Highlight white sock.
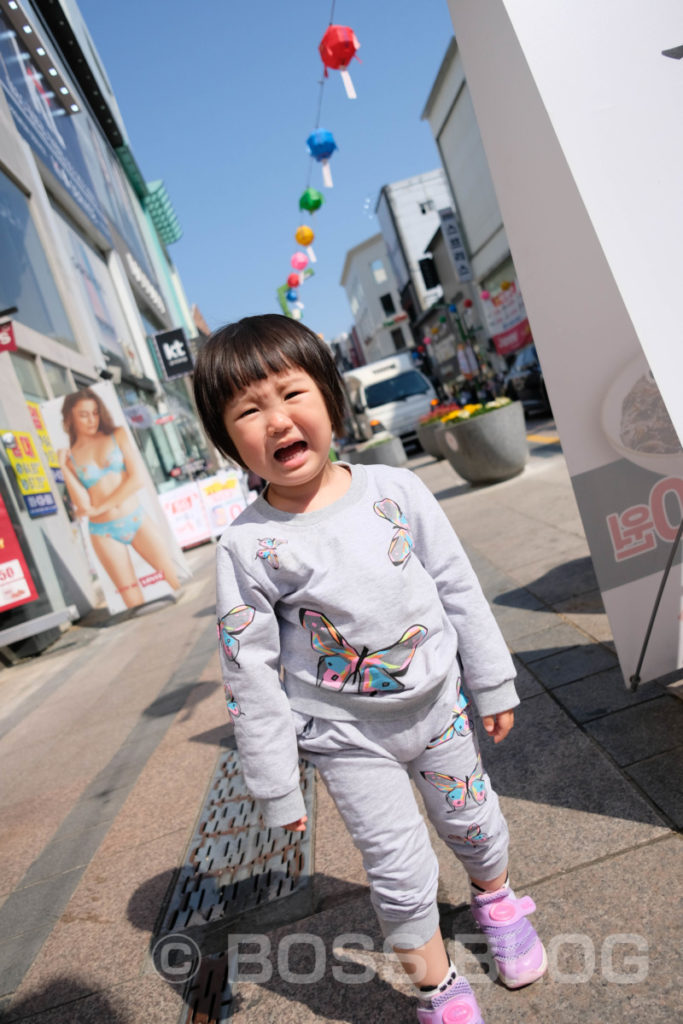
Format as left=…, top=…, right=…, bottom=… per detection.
left=417, top=959, right=458, bottom=1003
left=471, top=873, right=511, bottom=898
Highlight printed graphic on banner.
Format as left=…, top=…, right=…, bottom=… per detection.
left=26, top=403, right=60, bottom=469
left=41, top=384, right=190, bottom=614
left=159, top=483, right=211, bottom=549
left=563, top=350, right=683, bottom=684
left=0, top=321, right=16, bottom=353
left=480, top=282, right=531, bottom=355
left=2, top=431, right=58, bottom=518
left=0, top=492, right=39, bottom=611
left=153, top=328, right=194, bottom=380
left=198, top=473, right=248, bottom=536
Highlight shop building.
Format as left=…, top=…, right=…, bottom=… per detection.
left=374, top=170, right=452, bottom=330
left=0, top=0, right=206, bottom=655
left=339, top=233, right=411, bottom=364
left=421, top=37, right=532, bottom=362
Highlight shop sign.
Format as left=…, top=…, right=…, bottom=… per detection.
left=123, top=403, right=155, bottom=429
left=26, top=403, right=60, bottom=469
left=0, top=321, right=16, bottom=353
left=2, top=431, right=57, bottom=517
left=481, top=282, right=531, bottom=355
left=159, top=482, right=211, bottom=548
left=153, top=328, right=194, bottom=380
left=0, top=492, right=39, bottom=611
left=438, top=208, right=473, bottom=283
left=198, top=473, right=247, bottom=536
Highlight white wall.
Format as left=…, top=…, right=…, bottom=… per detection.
left=340, top=235, right=406, bottom=362
left=423, top=44, right=509, bottom=280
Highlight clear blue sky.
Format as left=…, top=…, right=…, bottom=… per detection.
left=77, top=0, right=455, bottom=340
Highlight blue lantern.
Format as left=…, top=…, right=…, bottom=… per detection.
left=286, top=288, right=298, bottom=302
left=306, top=129, right=338, bottom=188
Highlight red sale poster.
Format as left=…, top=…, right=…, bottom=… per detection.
left=0, top=492, right=39, bottom=611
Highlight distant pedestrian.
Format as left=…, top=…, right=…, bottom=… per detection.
left=193, top=314, right=546, bottom=1024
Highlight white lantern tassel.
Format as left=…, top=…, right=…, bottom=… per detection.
left=306, top=246, right=317, bottom=263
left=321, top=160, right=333, bottom=188
left=340, top=69, right=356, bottom=99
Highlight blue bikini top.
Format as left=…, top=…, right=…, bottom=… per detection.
left=69, top=438, right=125, bottom=488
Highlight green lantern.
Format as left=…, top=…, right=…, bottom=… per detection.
left=299, top=188, right=324, bottom=213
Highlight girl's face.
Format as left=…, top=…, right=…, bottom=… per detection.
left=223, top=366, right=334, bottom=499
left=72, top=399, right=100, bottom=437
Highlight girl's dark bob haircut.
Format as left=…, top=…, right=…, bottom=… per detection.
left=193, top=314, right=348, bottom=467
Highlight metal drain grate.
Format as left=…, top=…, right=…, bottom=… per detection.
left=181, top=952, right=233, bottom=1024
left=161, top=746, right=315, bottom=934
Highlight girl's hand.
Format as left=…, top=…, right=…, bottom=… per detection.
left=482, top=709, right=514, bottom=744
left=283, top=815, right=308, bottom=833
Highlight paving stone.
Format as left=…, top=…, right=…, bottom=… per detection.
left=625, top=749, right=683, bottom=828
left=514, top=621, right=592, bottom=663
left=511, top=657, right=543, bottom=700
left=529, top=643, right=618, bottom=688
left=583, top=695, right=683, bottom=766
left=551, top=667, right=664, bottom=723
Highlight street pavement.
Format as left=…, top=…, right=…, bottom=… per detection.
left=0, top=430, right=681, bottom=1024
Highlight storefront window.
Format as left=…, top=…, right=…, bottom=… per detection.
left=42, top=359, right=73, bottom=397
left=0, top=171, right=77, bottom=349
left=10, top=352, right=47, bottom=403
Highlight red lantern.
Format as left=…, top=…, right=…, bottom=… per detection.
left=463, top=299, right=473, bottom=308
left=319, top=25, right=360, bottom=98
left=287, top=273, right=300, bottom=288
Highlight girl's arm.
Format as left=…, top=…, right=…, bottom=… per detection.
left=57, top=448, right=94, bottom=517
left=216, top=542, right=306, bottom=828
left=90, top=427, right=144, bottom=516
left=409, top=473, right=519, bottom=721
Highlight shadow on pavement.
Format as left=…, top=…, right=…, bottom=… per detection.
left=493, top=556, right=599, bottom=608
left=0, top=980, right=129, bottom=1023
left=128, top=868, right=419, bottom=1024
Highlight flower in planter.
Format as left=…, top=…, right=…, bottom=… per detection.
left=441, top=397, right=512, bottom=423
left=418, top=401, right=461, bottom=426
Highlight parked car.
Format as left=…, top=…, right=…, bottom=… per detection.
left=503, top=343, right=551, bottom=415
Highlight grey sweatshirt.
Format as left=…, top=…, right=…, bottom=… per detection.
left=216, top=462, right=518, bottom=827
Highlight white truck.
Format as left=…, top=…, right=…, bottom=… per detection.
left=343, top=352, right=437, bottom=451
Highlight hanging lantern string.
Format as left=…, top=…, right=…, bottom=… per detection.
left=305, top=74, right=327, bottom=191
left=328, top=0, right=336, bottom=26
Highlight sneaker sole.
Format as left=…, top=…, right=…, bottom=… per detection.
left=498, top=944, right=548, bottom=989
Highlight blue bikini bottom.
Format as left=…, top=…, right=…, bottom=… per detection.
left=88, top=505, right=145, bottom=545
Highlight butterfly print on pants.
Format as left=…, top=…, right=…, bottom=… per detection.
left=447, top=823, right=490, bottom=846
left=426, top=689, right=471, bottom=748
left=300, top=608, right=427, bottom=694
left=373, top=498, right=414, bottom=565
left=421, top=753, right=487, bottom=810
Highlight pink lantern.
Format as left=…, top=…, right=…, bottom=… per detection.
left=291, top=252, right=309, bottom=272
left=480, top=290, right=490, bottom=301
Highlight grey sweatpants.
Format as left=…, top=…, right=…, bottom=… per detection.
left=293, top=673, right=509, bottom=949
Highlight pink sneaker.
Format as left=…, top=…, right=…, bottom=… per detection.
left=470, top=888, right=547, bottom=989
left=416, top=976, right=485, bottom=1024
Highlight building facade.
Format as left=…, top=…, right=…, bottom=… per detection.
left=374, top=170, right=453, bottom=328
left=421, top=37, right=532, bottom=361
left=0, top=0, right=205, bottom=652
left=339, top=233, right=411, bottom=364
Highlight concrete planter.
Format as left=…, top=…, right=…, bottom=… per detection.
left=439, top=401, right=528, bottom=484
left=344, top=436, right=408, bottom=467
left=417, top=421, right=445, bottom=460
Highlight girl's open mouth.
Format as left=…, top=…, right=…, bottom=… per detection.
left=274, top=441, right=308, bottom=463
